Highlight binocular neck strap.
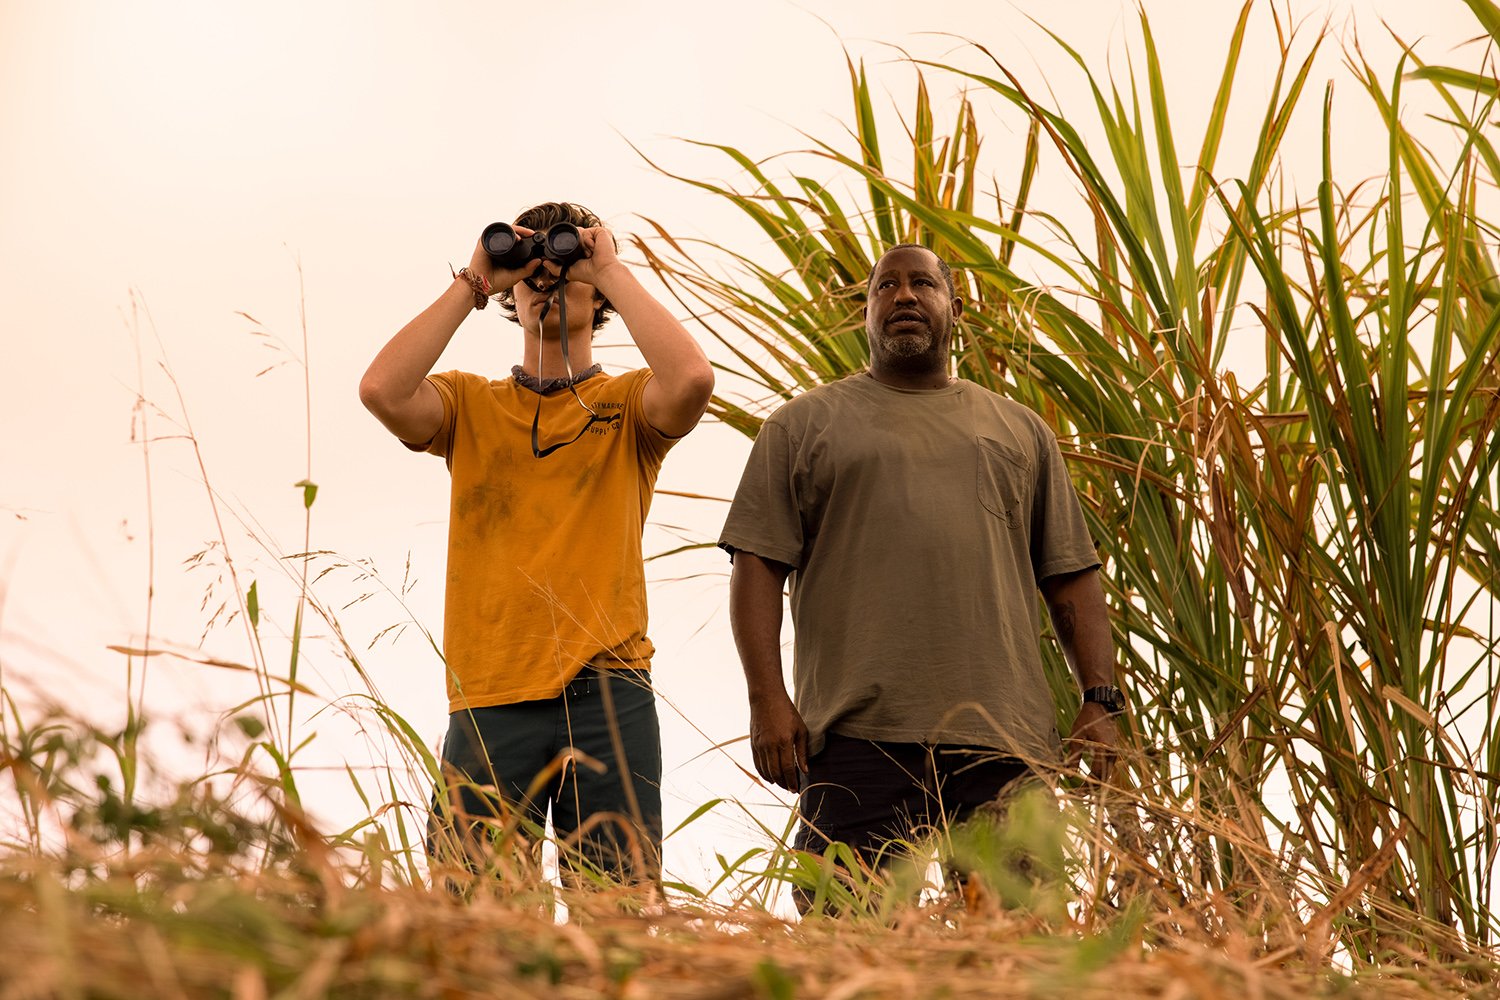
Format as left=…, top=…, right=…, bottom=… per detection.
left=529, top=268, right=604, bottom=459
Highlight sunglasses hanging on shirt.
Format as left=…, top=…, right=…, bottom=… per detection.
left=526, top=288, right=617, bottom=457
left=481, top=221, right=611, bottom=458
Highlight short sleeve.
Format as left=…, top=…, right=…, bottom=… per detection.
left=718, top=419, right=805, bottom=569
left=1030, top=426, right=1101, bottom=580
left=624, top=369, right=678, bottom=464
left=403, top=370, right=460, bottom=458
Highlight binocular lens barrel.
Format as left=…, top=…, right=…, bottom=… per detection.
left=480, top=221, right=586, bottom=269
left=481, top=222, right=520, bottom=259
left=546, top=228, right=580, bottom=255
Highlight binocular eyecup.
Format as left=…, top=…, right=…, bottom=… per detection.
left=481, top=222, right=586, bottom=270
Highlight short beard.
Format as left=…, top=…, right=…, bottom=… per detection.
left=872, top=327, right=952, bottom=378
left=875, top=330, right=935, bottom=359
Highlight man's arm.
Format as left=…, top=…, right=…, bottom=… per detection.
left=1039, top=566, right=1120, bottom=778
left=358, top=280, right=467, bottom=444
left=359, top=241, right=540, bottom=444
left=568, top=229, right=714, bottom=437
left=729, top=552, right=807, bottom=792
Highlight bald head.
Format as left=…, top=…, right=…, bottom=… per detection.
left=867, top=244, right=955, bottom=298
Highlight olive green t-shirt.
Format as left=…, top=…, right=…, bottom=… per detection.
left=719, top=372, right=1099, bottom=763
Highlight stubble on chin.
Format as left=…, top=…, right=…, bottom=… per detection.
left=875, top=330, right=936, bottom=360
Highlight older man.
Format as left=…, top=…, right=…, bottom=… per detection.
left=719, top=244, right=1121, bottom=872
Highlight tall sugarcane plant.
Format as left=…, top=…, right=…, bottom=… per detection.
left=642, top=0, right=1499, bottom=962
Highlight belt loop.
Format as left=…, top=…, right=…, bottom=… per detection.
left=566, top=664, right=595, bottom=698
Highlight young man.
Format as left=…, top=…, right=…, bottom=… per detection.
left=719, top=244, right=1122, bottom=877
left=360, top=202, right=713, bottom=881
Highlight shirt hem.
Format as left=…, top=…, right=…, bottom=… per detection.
left=1035, top=554, right=1102, bottom=580
left=718, top=537, right=802, bottom=569
left=823, top=720, right=1062, bottom=763
left=448, top=657, right=652, bottom=713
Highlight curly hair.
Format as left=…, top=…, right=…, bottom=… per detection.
left=494, top=201, right=618, bottom=334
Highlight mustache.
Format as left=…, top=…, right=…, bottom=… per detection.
left=884, top=309, right=928, bottom=327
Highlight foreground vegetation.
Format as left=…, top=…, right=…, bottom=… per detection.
left=4, top=707, right=1493, bottom=998
left=12, top=860, right=1479, bottom=999
left=4, top=1, right=1500, bottom=997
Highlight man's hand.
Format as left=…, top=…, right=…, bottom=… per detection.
left=749, top=692, right=809, bottom=792
left=467, top=228, right=544, bottom=292
left=538, top=225, right=620, bottom=287
left=731, top=552, right=802, bottom=792
left=1064, top=702, right=1119, bottom=782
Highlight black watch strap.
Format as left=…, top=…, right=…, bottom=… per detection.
left=1083, top=685, right=1126, bottom=715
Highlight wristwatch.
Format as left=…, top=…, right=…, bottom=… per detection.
left=1082, top=685, right=1126, bottom=716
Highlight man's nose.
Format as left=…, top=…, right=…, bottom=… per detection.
left=893, top=280, right=917, bottom=302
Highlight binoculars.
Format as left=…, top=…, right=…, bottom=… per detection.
left=481, top=221, right=586, bottom=270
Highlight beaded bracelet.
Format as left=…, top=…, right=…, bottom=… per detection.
left=450, top=265, right=491, bottom=310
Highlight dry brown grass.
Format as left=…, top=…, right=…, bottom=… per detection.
left=5, top=859, right=1494, bottom=1000
left=2, top=766, right=1495, bottom=1000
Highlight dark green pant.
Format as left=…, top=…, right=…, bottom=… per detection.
left=435, top=666, right=662, bottom=881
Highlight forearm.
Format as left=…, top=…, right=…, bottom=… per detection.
left=592, top=263, right=712, bottom=397
left=731, top=552, right=807, bottom=789
left=729, top=554, right=793, bottom=706
left=361, top=279, right=474, bottom=405
left=1042, top=568, right=1115, bottom=691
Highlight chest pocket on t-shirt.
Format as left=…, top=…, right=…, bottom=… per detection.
left=977, top=435, right=1031, bottom=528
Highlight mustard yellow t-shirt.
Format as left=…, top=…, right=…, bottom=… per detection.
left=412, top=368, right=675, bottom=711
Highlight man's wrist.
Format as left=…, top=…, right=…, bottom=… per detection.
left=1082, top=684, right=1126, bottom=715
left=746, top=682, right=792, bottom=708
left=587, top=259, right=633, bottom=294
left=450, top=265, right=491, bottom=310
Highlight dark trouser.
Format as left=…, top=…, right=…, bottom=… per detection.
left=433, top=665, right=662, bottom=882
left=793, top=731, right=1030, bottom=871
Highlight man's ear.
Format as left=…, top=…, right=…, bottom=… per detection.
left=951, top=296, right=965, bottom=320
